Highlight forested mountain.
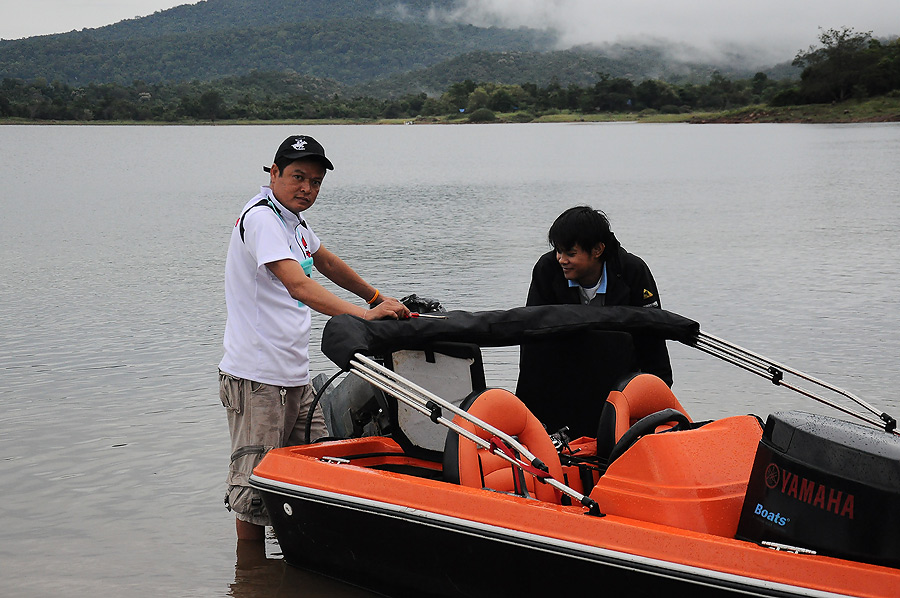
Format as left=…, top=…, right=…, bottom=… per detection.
left=351, top=46, right=796, bottom=98
left=76, top=0, right=449, bottom=41
left=0, top=0, right=554, bottom=86
left=0, top=18, right=551, bottom=86
left=0, top=0, right=792, bottom=96
left=3, top=18, right=893, bottom=123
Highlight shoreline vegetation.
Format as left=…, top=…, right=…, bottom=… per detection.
left=3, top=27, right=898, bottom=127
left=5, top=27, right=899, bottom=127
left=3, top=96, right=898, bottom=126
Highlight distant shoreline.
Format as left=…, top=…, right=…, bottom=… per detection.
left=3, top=97, right=899, bottom=126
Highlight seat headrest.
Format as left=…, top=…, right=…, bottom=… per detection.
left=597, top=373, right=692, bottom=461
left=619, top=374, right=688, bottom=420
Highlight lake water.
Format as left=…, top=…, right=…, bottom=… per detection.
left=1, top=122, right=899, bottom=597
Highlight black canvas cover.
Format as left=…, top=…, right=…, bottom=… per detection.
left=516, top=330, right=639, bottom=438
left=321, top=305, right=700, bottom=371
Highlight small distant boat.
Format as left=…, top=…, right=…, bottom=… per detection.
left=251, top=305, right=900, bottom=597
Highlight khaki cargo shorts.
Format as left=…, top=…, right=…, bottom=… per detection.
left=219, top=371, right=327, bottom=526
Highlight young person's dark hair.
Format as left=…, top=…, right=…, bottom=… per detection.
left=547, top=206, right=620, bottom=257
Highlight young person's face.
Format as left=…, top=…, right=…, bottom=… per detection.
left=555, top=243, right=605, bottom=287
left=269, top=158, right=326, bottom=213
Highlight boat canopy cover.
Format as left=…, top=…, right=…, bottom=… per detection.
left=322, top=305, right=700, bottom=371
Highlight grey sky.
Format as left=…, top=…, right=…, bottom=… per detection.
left=0, top=0, right=193, bottom=40
left=2, top=0, right=898, bottom=66
left=452, top=0, right=900, bottom=64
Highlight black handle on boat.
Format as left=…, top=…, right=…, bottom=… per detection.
left=531, top=457, right=549, bottom=473
left=692, top=332, right=899, bottom=434
left=425, top=400, right=442, bottom=423
left=581, top=496, right=603, bottom=517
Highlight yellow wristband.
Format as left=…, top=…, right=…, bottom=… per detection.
left=367, top=289, right=380, bottom=305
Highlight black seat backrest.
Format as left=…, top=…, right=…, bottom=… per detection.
left=515, top=330, right=638, bottom=438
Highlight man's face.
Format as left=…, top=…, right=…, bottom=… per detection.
left=555, top=243, right=605, bottom=286
left=269, top=158, right=326, bottom=213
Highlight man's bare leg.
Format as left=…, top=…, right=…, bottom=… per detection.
left=236, top=518, right=265, bottom=540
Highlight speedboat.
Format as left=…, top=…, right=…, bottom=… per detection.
left=250, top=304, right=900, bottom=597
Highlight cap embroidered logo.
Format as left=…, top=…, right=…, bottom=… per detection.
left=291, top=138, right=308, bottom=151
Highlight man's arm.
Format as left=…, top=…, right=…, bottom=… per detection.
left=526, top=251, right=566, bottom=306
left=266, top=258, right=408, bottom=319
left=311, top=246, right=379, bottom=303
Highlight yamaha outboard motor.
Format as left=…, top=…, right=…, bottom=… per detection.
left=737, top=411, right=900, bottom=567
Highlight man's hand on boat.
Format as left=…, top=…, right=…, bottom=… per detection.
left=365, top=297, right=410, bottom=320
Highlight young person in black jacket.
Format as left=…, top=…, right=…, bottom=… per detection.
left=518, top=206, right=672, bottom=437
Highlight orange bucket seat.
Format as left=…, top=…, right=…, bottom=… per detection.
left=444, top=388, right=564, bottom=504
left=596, top=373, right=693, bottom=462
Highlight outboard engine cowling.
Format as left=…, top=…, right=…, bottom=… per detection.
left=737, top=411, right=900, bottom=568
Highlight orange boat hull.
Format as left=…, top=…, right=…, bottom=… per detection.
left=251, top=434, right=897, bottom=598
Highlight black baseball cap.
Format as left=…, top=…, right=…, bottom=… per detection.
left=263, top=135, right=334, bottom=172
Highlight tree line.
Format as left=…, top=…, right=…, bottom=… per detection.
left=775, top=28, right=900, bottom=105
left=0, top=71, right=791, bottom=122
left=2, top=28, right=896, bottom=123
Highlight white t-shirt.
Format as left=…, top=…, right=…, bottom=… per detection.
left=219, top=187, right=321, bottom=386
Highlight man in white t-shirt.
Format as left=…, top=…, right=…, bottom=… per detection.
left=219, top=135, right=409, bottom=540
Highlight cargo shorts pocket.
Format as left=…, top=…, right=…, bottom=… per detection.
left=225, top=444, right=271, bottom=523
left=219, top=372, right=244, bottom=413
left=224, top=485, right=268, bottom=523
left=227, top=444, right=269, bottom=487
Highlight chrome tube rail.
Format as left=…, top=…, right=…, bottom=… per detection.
left=693, top=332, right=897, bottom=434
left=349, top=353, right=603, bottom=515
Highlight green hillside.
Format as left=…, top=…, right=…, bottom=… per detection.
left=0, top=0, right=792, bottom=94
left=350, top=46, right=794, bottom=99
left=3, top=18, right=896, bottom=124
left=0, top=18, right=550, bottom=86
left=78, top=0, right=448, bottom=40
